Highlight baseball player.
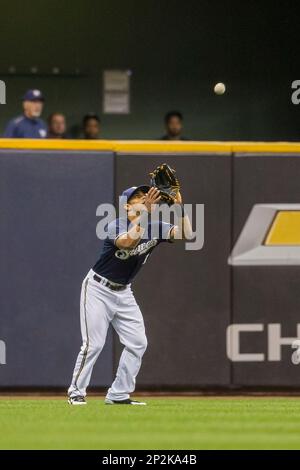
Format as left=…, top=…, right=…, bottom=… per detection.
left=68, top=172, right=191, bottom=405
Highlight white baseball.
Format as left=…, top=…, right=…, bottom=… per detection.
left=214, top=82, right=226, bottom=95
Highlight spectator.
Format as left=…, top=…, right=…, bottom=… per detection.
left=83, top=113, right=101, bottom=139
left=161, top=111, right=189, bottom=141
left=4, top=89, right=47, bottom=138
left=47, top=112, right=67, bottom=139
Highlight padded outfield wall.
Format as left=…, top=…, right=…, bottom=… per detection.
left=0, top=139, right=300, bottom=389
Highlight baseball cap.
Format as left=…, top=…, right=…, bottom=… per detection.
left=22, top=89, right=45, bottom=102
left=120, top=185, right=150, bottom=205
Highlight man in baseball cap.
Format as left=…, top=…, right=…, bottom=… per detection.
left=120, top=185, right=151, bottom=206
left=3, top=89, right=47, bottom=138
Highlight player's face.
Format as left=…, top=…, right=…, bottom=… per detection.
left=166, top=116, right=182, bottom=137
left=23, top=100, right=44, bottom=118
left=126, top=192, right=147, bottom=218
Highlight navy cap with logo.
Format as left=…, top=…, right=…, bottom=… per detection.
left=22, top=89, right=45, bottom=102
left=120, top=185, right=150, bottom=206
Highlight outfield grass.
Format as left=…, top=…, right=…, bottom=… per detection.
left=0, top=397, right=300, bottom=449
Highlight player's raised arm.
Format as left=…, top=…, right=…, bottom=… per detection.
left=116, top=187, right=161, bottom=249
left=169, top=191, right=193, bottom=241
left=149, top=163, right=192, bottom=242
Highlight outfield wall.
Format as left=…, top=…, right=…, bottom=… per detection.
left=0, top=150, right=114, bottom=387
left=0, top=140, right=300, bottom=389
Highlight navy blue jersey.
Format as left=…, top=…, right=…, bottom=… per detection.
left=4, top=115, right=47, bottom=138
left=93, top=218, right=174, bottom=285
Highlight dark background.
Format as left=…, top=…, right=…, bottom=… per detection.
left=0, top=0, right=300, bottom=140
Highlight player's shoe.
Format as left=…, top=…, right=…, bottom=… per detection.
left=105, top=398, right=147, bottom=405
left=68, top=395, right=87, bottom=405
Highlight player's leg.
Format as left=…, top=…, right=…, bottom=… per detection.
left=105, top=288, right=147, bottom=404
left=68, top=273, right=111, bottom=402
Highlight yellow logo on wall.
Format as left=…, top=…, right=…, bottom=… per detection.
left=265, top=211, right=300, bottom=245
left=229, top=204, right=300, bottom=265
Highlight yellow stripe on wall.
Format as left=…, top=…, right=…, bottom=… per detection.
left=113, top=140, right=232, bottom=153
left=0, top=139, right=231, bottom=153
left=0, top=138, right=300, bottom=154
left=0, top=138, right=114, bottom=151
left=232, top=142, right=300, bottom=154
left=1, top=139, right=300, bottom=154
left=265, top=211, right=300, bottom=245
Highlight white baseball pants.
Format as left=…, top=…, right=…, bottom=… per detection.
left=68, top=270, right=147, bottom=401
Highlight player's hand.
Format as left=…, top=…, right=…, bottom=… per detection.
left=174, top=191, right=182, bottom=204
left=143, top=187, right=161, bottom=212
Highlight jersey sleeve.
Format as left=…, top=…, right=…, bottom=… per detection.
left=106, top=219, right=128, bottom=245
left=3, top=119, right=17, bottom=137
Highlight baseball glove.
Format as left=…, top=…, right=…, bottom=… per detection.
left=149, top=163, right=180, bottom=206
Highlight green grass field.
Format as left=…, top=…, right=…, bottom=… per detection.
left=1, top=396, right=300, bottom=449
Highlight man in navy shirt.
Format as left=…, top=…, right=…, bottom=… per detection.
left=4, top=89, right=47, bottom=138
left=68, top=184, right=191, bottom=405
